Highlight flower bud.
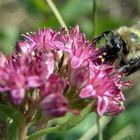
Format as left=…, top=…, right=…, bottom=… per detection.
left=40, top=94, right=68, bottom=117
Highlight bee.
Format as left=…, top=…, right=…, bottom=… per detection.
left=93, top=22, right=140, bottom=76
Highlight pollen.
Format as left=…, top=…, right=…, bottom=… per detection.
left=101, top=58, right=105, bottom=62
left=103, top=52, right=107, bottom=56
left=98, top=55, right=103, bottom=59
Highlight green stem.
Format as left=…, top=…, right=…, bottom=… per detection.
left=19, top=124, right=29, bottom=140
left=46, top=0, right=68, bottom=31
left=93, top=0, right=97, bottom=35
left=97, top=115, right=103, bottom=140
left=26, top=126, right=59, bottom=140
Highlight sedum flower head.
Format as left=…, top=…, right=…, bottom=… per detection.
left=0, top=26, right=132, bottom=117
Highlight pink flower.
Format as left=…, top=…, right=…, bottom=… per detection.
left=79, top=63, right=130, bottom=116
left=40, top=74, right=67, bottom=97
left=67, top=26, right=102, bottom=69
left=59, top=26, right=96, bottom=69
left=80, top=63, right=116, bottom=98
left=27, top=49, right=55, bottom=79
left=70, top=66, right=90, bottom=89
left=0, top=49, right=55, bottom=104
left=0, top=65, right=26, bottom=104
left=22, top=26, right=99, bottom=70
left=68, top=43, right=95, bottom=69
left=104, top=94, right=125, bottom=116
left=22, top=29, right=62, bottom=52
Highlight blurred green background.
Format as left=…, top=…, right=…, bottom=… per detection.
left=1, top=0, right=140, bottom=140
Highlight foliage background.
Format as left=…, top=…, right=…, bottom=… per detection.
left=0, top=0, right=140, bottom=140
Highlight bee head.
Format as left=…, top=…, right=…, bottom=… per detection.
left=101, top=32, right=128, bottom=64
left=115, top=26, right=140, bottom=52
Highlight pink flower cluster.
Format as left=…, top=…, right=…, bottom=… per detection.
left=0, top=26, right=132, bottom=117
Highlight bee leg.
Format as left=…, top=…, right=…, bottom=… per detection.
left=118, top=59, right=140, bottom=76
left=92, top=31, right=113, bottom=44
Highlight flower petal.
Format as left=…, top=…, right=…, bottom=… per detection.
left=26, top=76, right=43, bottom=87
left=97, top=96, right=109, bottom=116
left=70, top=56, right=82, bottom=69
left=80, top=85, right=96, bottom=98
left=11, top=88, right=25, bottom=104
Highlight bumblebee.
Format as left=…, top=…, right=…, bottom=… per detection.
left=93, top=23, right=140, bottom=76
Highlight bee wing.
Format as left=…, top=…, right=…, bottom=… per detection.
left=132, top=22, right=140, bottom=30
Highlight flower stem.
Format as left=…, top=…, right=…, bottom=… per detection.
left=93, top=0, right=97, bottom=35
left=97, top=115, right=103, bottom=140
left=19, top=124, right=29, bottom=140
left=46, top=0, right=68, bottom=31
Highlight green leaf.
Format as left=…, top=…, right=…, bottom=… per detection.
left=0, top=104, right=25, bottom=125
left=58, top=102, right=94, bottom=130
left=0, top=104, right=26, bottom=140
left=120, top=133, right=140, bottom=140
left=6, top=121, right=19, bottom=140
left=0, top=112, right=7, bottom=139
